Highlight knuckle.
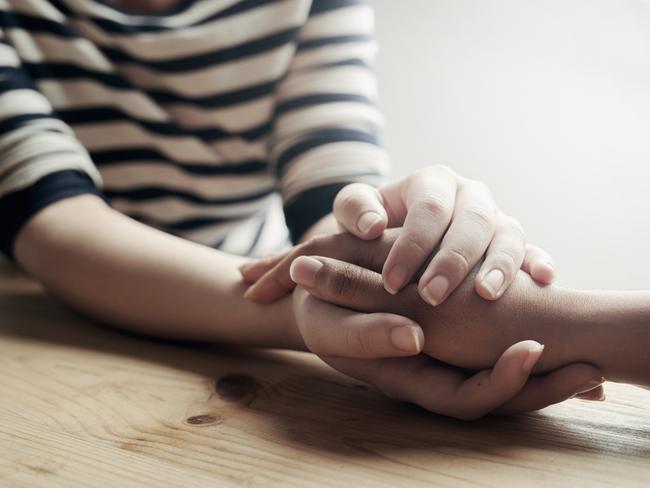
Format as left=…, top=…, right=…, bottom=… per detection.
left=417, top=193, right=453, bottom=218
left=345, top=326, right=369, bottom=357
left=399, top=233, right=430, bottom=260
left=440, top=248, right=471, bottom=276
left=461, top=205, right=496, bottom=232
left=489, top=250, right=519, bottom=273
left=500, top=215, right=526, bottom=240
left=328, top=264, right=362, bottom=298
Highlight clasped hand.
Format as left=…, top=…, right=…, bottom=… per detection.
left=240, top=166, right=604, bottom=419
left=241, top=231, right=603, bottom=420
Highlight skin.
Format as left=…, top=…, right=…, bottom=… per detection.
left=6, top=2, right=592, bottom=416
left=15, top=195, right=301, bottom=348
left=108, top=3, right=553, bottom=305
left=13, top=195, right=604, bottom=419
left=250, top=231, right=650, bottom=387
left=244, top=166, right=556, bottom=304
left=114, top=3, right=557, bottom=306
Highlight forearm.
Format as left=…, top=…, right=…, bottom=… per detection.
left=565, top=289, right=650, bottom=385
left=416, top=269, right=650, bottom=386
left=14, top=195, right=303, bottom=349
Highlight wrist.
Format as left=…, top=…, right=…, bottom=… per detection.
left=525, top=286, right=594, bottom=373
left=560, top=290, right=650, bottom=385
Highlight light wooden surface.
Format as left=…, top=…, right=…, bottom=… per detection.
left=0, top=261, right=649, bottom=487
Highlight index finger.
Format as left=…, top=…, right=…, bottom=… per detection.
left=380, top=166, right=458, bottom=294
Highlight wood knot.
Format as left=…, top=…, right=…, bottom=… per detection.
left=185, top=414, right=222, bottom=426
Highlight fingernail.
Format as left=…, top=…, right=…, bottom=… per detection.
left=482, top=269, right=505, bottom=298
left=576, top=377, right=605, bottom=394
left=420, top=275, right=450, bottom=306
left=357, top=211, right=382, bottom=234
left=522, top=343, right=545, bottom=373
left=289, top=256, right=322, bottom=288
left=385, top=264, right=409, bottom=295
left=390, top=325, right=422, bottom=353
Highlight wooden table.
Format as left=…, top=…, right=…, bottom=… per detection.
left=1, top=261, right=648, bottom=487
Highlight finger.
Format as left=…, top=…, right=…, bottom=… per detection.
left=418, top=180, right=497, bottom=306
left=294, top=287, right=423, bottom=358
left=289, top=255, right=415, bottom=316
left=332, top=340, right=545, bottom=421
left=380, top=167, right=458, bottom=294
left=239, top=251, right=289, bottom=284
left=333, top=183, right=388, bottom=240
left=244, top=234, right=358, bottom=303
left=574, top=385, right=606, bottom=401
left=521, top=243, right=556, bottom=284
left=493, top=364, right=604, bottom=415
left=244, top=233, right=395, bottom=303
left=474, top=214, right=526, bottom=300
left=411, top=341, right=545, bottom=420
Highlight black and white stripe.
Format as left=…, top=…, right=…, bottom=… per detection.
left=0, top=0, right=388, bottom=258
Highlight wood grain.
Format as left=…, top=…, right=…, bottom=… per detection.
left=0, top=260, right=648, bottom=487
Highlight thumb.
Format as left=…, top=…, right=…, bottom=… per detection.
left=333, top=183, right=388, bottom=240
left=444, top=340, right=545, bottom=420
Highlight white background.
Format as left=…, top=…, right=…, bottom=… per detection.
left=370, top=0, right=650, bottom=290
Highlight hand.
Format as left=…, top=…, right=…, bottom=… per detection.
left=240, top=230, right=398, bottom=303
left=254, top=232, right=604, bottom=418
left=244, top=230, right=586, bottom=373
left=291, top=285, right=603, bottom=420
left=290, top=269, right=604, bottom=420
left=288, top=247, right=601, bottom=379
left=335, top=166, right=555, bottom=303
left=242, top=165, right=555, bottom=304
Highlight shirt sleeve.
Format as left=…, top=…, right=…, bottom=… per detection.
left=0, top=28, right=103, bottom=260
left=269, top=0, right=390, bottom=243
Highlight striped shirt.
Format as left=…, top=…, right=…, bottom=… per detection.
left=0, top=0, right=389, bottom=259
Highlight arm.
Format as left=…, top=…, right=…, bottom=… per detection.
left=0, top=24, right=303, bottom=349
left=14, top=194, right=302, bottom=348
left=413, top=268, right=650, bottom=386
left=16, top=201, right=606, bottom=419
left=288, top=250, right=650, bottom=387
